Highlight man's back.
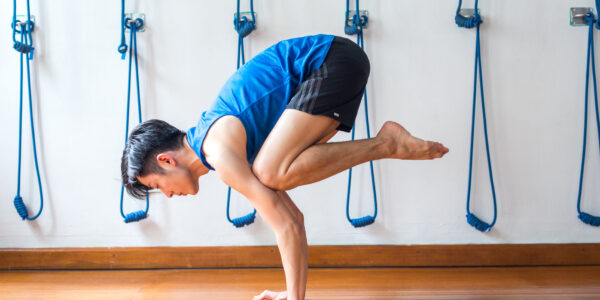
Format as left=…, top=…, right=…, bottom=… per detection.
left=186, top=34, right=335, bottom=170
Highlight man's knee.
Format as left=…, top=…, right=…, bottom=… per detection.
left=252, top=162, right=289, bottom=191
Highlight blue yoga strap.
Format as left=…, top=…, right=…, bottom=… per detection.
left=576, top=10, right=600, bottom=226
left=12, top=0, right=44, bottom=221
left=345, top=0, right=378, bottom=228
left=118, top=2, right=149, bottom=223
left=226, top=0, right=257, bottom=228
left=234, top=0, right=256, bottom=69
left=456, top=0, right=498, bottom=232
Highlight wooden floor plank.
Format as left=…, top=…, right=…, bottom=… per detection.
left=0, top=266, right=599, bottom=299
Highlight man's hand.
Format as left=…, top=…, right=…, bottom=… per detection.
left=254, top=290, right=287, bottom=300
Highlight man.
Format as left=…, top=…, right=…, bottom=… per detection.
left=121, top=34, right=448, bottom=300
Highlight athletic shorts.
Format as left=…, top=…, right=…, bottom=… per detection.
left=286, top=36, right=371, bottom=132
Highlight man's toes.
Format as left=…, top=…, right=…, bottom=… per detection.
left=430, top=142, right=447, bottom=158
left=440, top=144, right=449, bottom=154
left=437, top=144, right=449, bottom=157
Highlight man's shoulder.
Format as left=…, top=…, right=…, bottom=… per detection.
left=202, top=115, right=248, bottom=167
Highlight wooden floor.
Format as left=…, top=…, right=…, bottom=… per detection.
left=1, top=266, right=599, bottom=299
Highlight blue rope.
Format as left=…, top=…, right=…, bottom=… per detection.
left=344, top=0, right=378, bottom=228
left=458, top=0, right=497, bottom=232
left=344, top=0, right=368, bottom=36
left=117, top=0, right=127, bottom=58
left=455, top=0, right=481, bottom=29
left=119, top=16, right=149, bottom=223
left=576, top=12, right=600, bottom=227
left=226, top=0, right=257, bottom=228
left=11, top=0, right=35, bottom=58
left=12, top=0, right=43, bottom=221
left=226, top=187, right=256, bottom=228
left=234, top=0, right=256, bottom=69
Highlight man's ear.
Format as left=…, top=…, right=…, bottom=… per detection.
left=156, top=153, right=177, bottom=168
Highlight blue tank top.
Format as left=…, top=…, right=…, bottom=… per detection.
left=187, top=34, right=335, bottom=170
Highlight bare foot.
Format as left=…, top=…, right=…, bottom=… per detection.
left=376, top=121, right=449, bottom=160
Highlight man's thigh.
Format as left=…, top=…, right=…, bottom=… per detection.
left=253, top=109, right=339, bottom=177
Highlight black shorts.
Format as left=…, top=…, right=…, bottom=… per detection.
left=286, top=36, right=371, bottom=132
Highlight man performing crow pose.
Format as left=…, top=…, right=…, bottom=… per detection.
left=121, top=34, right=449, bottom=300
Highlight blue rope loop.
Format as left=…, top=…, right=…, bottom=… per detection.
left=461, top=0, right=498, bottom=232
left=118, top=0, right=128, bottom=56
left=118, top=43, right=127, bottom=54
left=226, top=187, right=257, bottom=227
left=14, top=196, right=28, bottom=220
left=346, top=157, right=378, bottom=228
left=344, top=0, right=378, bottom=228
left=119, top=8, right=150, bottom=223
left=350, top=216, right=375, bottom=228
left=231, top=211, right=257, bottom=228
left=576, top=12, right=600, bottom=226
left=124, top=211, right=148, bottom=223
left=579, top=212, right=600, bottom=226
left=226, top=0, right=258, bottom=227
left=12, top=0, right=44, bottom=221
left=466, top=213, right=491, bottom=232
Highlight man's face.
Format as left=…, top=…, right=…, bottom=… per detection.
left=137, top=167, right=199, bottom=198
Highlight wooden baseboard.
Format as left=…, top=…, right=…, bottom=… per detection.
left=1, top=244, right=599, bottom=270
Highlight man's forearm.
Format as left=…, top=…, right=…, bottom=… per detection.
left=207, top=125, right=309, bottom=299
left=275, top=221, right=308, bottom=300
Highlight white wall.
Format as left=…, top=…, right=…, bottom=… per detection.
left=1, top=0, right=599, bottom=248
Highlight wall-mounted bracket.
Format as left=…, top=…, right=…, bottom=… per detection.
left=124, top=13, right=145, bottom=32
left=458, top=9, right=480, bottom=19
left=234, top=12, right=257, bottom=26
left=346, top=10, right=369, bottom=29
left=570, top=7, right=593, bottom=26
left=14, top=14, right=35, bottom=30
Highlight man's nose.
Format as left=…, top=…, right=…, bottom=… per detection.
left=161, top=188, right=173, bottom=198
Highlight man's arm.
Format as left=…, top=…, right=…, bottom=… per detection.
left=204, top=116, right=307, bottom=300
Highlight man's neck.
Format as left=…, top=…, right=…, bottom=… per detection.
left=182, top=136, right=210, bottom=179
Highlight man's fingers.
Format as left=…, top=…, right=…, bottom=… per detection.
left=253, top=290, right=277, bottom=300
left=275, top=291, right=288, bottom=300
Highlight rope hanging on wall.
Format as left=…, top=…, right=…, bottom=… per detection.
left=226, top=0, right=257, bottom=228
left=12, top=0, right=44, bottom=221
left=576, top=8, right=600, bottom=226
left=118, top=0, right=149, bottom=223
left=234, top=0, right=256, bottom=68
left=344, top=0, right=378, bottom=228
left=456, top=0, right=498, bottom=232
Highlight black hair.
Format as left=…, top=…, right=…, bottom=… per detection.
left=121, top=119, right=186, bottom=199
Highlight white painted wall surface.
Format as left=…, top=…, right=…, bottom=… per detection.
left=0, top=0, right=598, bottom=248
